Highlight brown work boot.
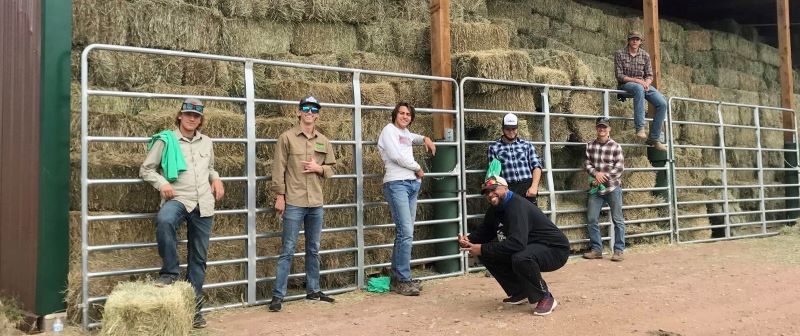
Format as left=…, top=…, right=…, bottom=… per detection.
left=582, top=250, right=602, bottom=259
left=635, top=129, right=647, bottom=140
left=611, top=251, right=625, bottom=262
left=645, top=138, right=667, bottom=151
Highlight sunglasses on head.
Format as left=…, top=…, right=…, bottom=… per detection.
left=182, top=103, right=204, bottom=113
left=300, top=105, right=320, bottom=113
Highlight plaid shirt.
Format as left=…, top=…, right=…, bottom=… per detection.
left=487, top=137, right=542, bottom=183
left=584, top=138, right=624, bottom=195
left=614, top=47, right=653, bottom=85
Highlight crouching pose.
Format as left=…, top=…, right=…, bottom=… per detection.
left=458, top=176, right=569, bottom=316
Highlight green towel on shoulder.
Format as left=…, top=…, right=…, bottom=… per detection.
left=148, top=130, right=186, bottom=182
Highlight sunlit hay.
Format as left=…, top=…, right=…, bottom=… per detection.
left=452, top=50, right=533, bottom=95
left=128, top=0, right=222, bottom=53
left=86, top=50, right=183, bottom=91
left=291, top=23, right=358, bottom=56
left=305, top=0, right=384, bottom=24
left=675, top=192, right=713, bottom=241
left=220, top=19, right=293, bottom=57
left=73, top=0, right=129, bottom=46
left=451, top=22, right=510, bottom=53
left=623, top=155, right=656, bottom=189
left=100, top=281, right=194, bottom=336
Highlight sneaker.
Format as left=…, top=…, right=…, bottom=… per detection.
left=635, top=129, right=647, bottom=140
left=268, top=296, right=282, bottom=312
left=532, top=293, right=558, bottom=316
left=394, top=281, right=420, bottom=296
left=582, top=250, right=603, bottom=259
left=154, top=275, right=175, bottom=287
left=611, top=251, right=624, bottom=262
left=502, top=294, right=527, bottom=305
left=306, top=291, right=335, bottom=303
left=192, top=314, right=207, bottom=329
left=411, top=279, right=423, bottom=291
left=645, top=138, right=667, bottom=151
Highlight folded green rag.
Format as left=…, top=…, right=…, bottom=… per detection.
left=148, top=130, right=187, bottom=182
left=366, top=276, right=391, bottom=293
left=588, top=176, right=606, bottom=195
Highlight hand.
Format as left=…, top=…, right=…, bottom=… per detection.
left=460, top=242, right=482, bottom=256
left=640, top=79, right=650, bottom=91
left=457, top=234, right=472, bottom=248
left=415, top=169, right=425, bottom=179
left=424, top=137, right=436, bottom=156
left=302, top=156, right=323, bottom=175
left=526, top=186, right=538, bottom=198
left=594, top=172, right=608, bottom=184
left=211, top=179, right=225, bottom=201
left=160, top=184, right=175, bottom=200
left=274, top=195, right=285, bottom=217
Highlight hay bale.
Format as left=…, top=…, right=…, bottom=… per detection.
left=573, top=51, right=616, bottom=89
left=86, top=50, right=184, bottom=90
left=257, top=80, right=395, bottom=117
left=100, top=282, right=195, bottom=336
left=605, top=16, right=630, bottom=42
left=357, top=20, right=430, bottom=57
left=487, top=2, right=549, bottom=36
left=73, top=0, right=129, bottom=46
left=215, top=0, right=305, bottom=21
left=553, top=199, right=589, bottom=252
left=735, top=36, right=759, bottom=60
left=290, top=23, right=358, bottom=56
left=259, top=53, right=342, bottom=85
left=758, top=44, right=781, bottom=67
left=663, top=63, right=693, bottom=85
left=339, top=52, right=429, bottom=81
left=686, top=30, right=711, bottom=51
left=660, top=75, right=690, bottom=98
left=450, top=0, right=488, bottom=22
left=529, top=66, right=570, bottom=109
left=675, top=193, right=712, bottom=241
left=530, top=0, right=569, bottom=20
left=182, top=59, right=232, bottom=89
left=688, top=84, right=720, bottom=101
left=465, top=87, right=536, bottom=113
left=717, top=69, right=741, bottom=90
left=305, top=0, right=384, bottom=23
left=451, top=22, right=510, bottom=53
left=128, top=0, right=222, bottom=53
left=381, top=0, right=487, bottom=22
left=528, top=49, right=595, bottom=86
left=660, top=19, right=686, bottom=44
left=220, top=19, right=293, bottom=57
left=711, top=30, right=738, bottom=52
left=390, top=80, right=433, bottom=109
left=452, top=50, right=533, bottom=94
left=563, top=4, right=603, bottom=32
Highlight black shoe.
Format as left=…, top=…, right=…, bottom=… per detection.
left=154, top=275, right=175, bottom=287
left=502, top=294, right=527, bottom=305
left=306, top=291, right=335, bottom=303
left=268, top=296, right=282, bottom=312
left=192, top=314, right=207, bottom=329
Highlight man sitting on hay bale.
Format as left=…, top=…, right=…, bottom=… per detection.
left=458, top=176, right=570, bottom=316
left=269, top=96, right=338, bottom=312
left=140, top=98, right=225, bottom=328
left=487, top=113, right=543, bottom=206
left=613, top=31, right=668, bottom=152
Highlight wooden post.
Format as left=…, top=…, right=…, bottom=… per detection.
left=643, top=0, right=661, bottom=90
left=430, top=0, right=453, bottom=140
left=777, top=0, right=795, bottom=141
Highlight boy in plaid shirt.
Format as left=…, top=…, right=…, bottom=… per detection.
left=582, top=117, right=626, bottom=262
left=487, top=113, right=543, bottom=205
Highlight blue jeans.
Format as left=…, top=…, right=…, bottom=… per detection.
left=586, top=187, right=625, bottom=252
left=155, top=200, right=213, bottom=300
left=620, top=82, right=667, bottom=140
left=272, top=205, right=323, bottom=299
left=383, top=180, right=421, bottom=282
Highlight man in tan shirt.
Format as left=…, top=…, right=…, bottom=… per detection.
left=268, top=96, right=337, bottom=312
left=140, top=98, right=224, bottom=328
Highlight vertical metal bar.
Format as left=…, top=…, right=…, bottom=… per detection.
left=665, top=97, right=677, bottom=244
left=603, top=90, right=615, bottom=251
left=243, top=61, right=257, bottom=304
left=454, top=80, right=467, bottom=274
left=753, top=107, right=767, bottom=234
left=352, top=71, right=366, bottom=288
left=717, top=102, right=731, bottom=238
left=80, top=46, right=91, bottom=331
left=542, top=87, right=556, bottom=224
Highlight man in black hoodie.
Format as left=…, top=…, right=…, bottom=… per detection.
left=458, top=176, right=570, bottom=316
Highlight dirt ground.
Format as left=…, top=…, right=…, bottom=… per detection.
left=195, top=228, right=800, bottom=336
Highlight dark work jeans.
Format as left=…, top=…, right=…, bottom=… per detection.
left=479, top=243, right=569, bottom=303
left=155, top=200, right=213, bottom=310
left=508, top=179, right=538, bottom=206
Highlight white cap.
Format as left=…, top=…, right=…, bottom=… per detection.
left=503, top=113, right=518, bottom=127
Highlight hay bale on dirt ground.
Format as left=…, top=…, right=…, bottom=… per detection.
left=451, top=22, right=510, bottom=53
left=674, top=192, right=712, bottom=241
left=553, top=199, right=590, bottom=252
left=220, top=19, right=293, bottom=57
left=128, top=0, right=222, bottom=53
left=100, top=281, right=195, bottom=336
left=291, top=23, right=358, bottom=56
left=452, top=50, right=533, bottom=94
left=73, top=0, right=129, bottom=46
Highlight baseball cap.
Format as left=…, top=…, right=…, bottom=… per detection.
left=181, top=98, right=204, bottom=115
left=482, top=176, right=509, bottom=192
left=627, top=31, right=643, bottom=40
left=595, top=116, right=610, bottom=127
left=299, top=96, right=321, bottom=109
left=502, top=113, right=518, bottom=128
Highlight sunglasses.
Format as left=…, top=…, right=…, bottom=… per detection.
left=300, top=106, right=320, bottom=114
left=182, top=102, right=204, bottom=113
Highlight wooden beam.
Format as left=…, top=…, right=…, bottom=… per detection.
left=778, top=0, right=795, bottom=142
left=643, top=0, right=661, bottom=90
left=430, top=0, right=453, bottom=141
